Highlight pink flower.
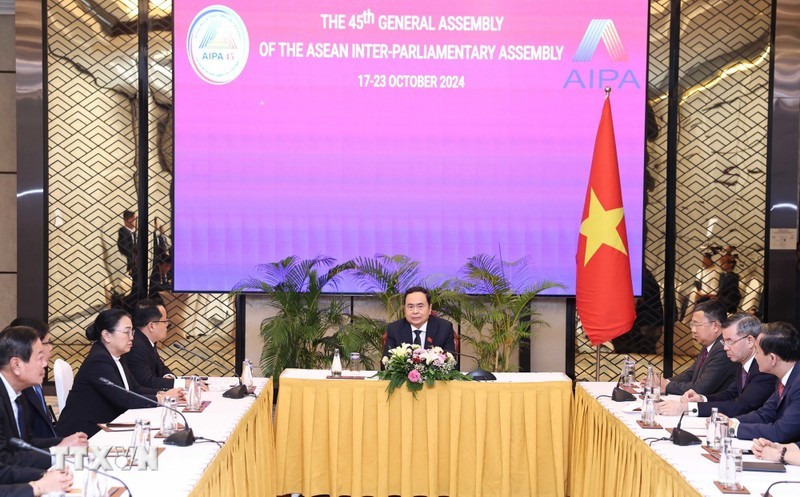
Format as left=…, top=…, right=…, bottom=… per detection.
left=408, top=369, right=422, bottom=383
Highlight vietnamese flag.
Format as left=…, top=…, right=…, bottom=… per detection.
left=576, top=92, right=635, bottom=346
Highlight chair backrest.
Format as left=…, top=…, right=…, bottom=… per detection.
left=53, top=359, right=74, bottom=414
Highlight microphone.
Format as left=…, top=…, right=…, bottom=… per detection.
left=764, top=480, right=800, bottom=497
left=670, top=411, right=701, bottom=446
left=611, top=378, right=636, bottom=402
left=10, top=437, right=132, bottom=496
left=98, top=377, right=195, bottom=446
left=448, top=350, right=496, bottom=381
left=171, top=344, right=248, bottom=399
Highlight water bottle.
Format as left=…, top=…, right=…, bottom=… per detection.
left=707, top=407, right=719, bottom=448
left=718, top=429, right=740, bottom=487
left=331, top=349, right=343, bottom=377
left=242, top=359, right=254, bottom=388
left=160, top=397, right=178, bottom=436
left=624, top=356, right=636, bottom=386
left=130, top=418, right=151, bottom=450
left=349, top=352, right=362, bottom=374
left=188, top=376, right=202, bottom=410
left=641, top=392, right=655, bottom=426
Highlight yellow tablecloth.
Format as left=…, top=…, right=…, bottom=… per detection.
left=569, top=384, right=702, bottom=497
left=188, top=383, right=276, bottom=497
left=275, top=373, right=571, bottom=497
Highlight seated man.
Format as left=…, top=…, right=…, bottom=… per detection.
left=8, top=318, right=57, bottom=438
left=661, top=299, right=737, bottom=396
left=724, top=322, right=800, bottom=442
left=0, top=326, right=87, bottom=470
left=656, top=314, right=775, bottom=417
left=383, top=287, right=455, bottom=354
left=127, top=299, right=176, bottom=390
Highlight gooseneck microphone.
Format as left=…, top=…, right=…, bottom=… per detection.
left=448, top=349, right=497, bottom=381
left=98, top=377, right=195, bottom=446
left=611, top=378, right=636, bottom=402
left=670, top=411, right=701, bottom=446
left=10, top=437, right=133, bottom=496
left=764, top=480, right=800, bottom=497
left=171, top=344, right=248, bottom=399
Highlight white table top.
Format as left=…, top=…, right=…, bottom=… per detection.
left=281, top=368, right=571, bottom=383
left=69, top=377, right=269, bottom=496
left=579, top=382, right=800, bottom=497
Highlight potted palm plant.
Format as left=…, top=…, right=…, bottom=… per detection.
left=445, top=254, right=563, bottom=372
left=234, top=256, right=353, bottom=380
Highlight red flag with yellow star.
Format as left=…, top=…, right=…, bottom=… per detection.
left=576, top=93, right=635, bottom=346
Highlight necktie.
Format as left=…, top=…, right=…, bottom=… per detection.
left=741, top=367, right=748, bottom=390
left=14, top=396, right=26, bottom=440
left=34, top=384, right=48, bottom=414
left=697, top=347, right=709, bottom=371
left=413, top=330, right=421, bottom=346
left=778, top=381, right=785, bottom=399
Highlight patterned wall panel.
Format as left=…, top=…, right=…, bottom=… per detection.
left=47, top=0, right=235, bottom=377
left=575, top=0, right=770, bottom=381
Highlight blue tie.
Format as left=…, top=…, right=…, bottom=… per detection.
left=34, top=385, right=48, bottom=414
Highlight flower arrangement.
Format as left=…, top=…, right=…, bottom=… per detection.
left=376, top=343, right=472, bottom=397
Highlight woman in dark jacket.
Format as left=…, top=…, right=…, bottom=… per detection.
left=56, top=309, right=181, bottom=437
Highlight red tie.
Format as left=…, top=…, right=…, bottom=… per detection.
left=778, top=381, right=785, bottom=399
left=697, top=347, right=709, bottom=371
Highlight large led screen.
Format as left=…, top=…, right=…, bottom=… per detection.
left=174, top=0, right=649, bottom=294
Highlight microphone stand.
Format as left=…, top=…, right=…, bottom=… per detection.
left=10, top=437, right=133, bottom=497
left=764, top=480, right=800, bottom=497
left=171, top=344, right=248, bottom=399
left=611, top=378, right=636, bottom=402
left=670, top=411, right=701, bottom=446
left=450, top=350, right=496, bottom=381
left=98, top=377, right=195, bottom=446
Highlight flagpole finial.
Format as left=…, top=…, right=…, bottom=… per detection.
left=604, top=86, right=612, bottom=97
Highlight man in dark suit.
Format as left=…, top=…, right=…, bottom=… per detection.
left=656, top=314, right=775, bottom=417
left=0, top=327, right=87, bottom=470
left=724, top=322, right=800, bottom=442
left=661, top=299, right=737, bottom=396
left=383, top=287, right=455, bottom=355
left=116, top=210, right=137, bottom=275
left=7, top=318, right=57, bottom=439
left=127, top=300, right=176, bottom=390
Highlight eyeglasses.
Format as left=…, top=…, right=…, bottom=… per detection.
left=722, top=336, right=749, bottom=347
left=690, top=320, right=717, bottom=329
left=150, top=320, right=172, bottom=329
left=113, top=328, right=135, bottom=337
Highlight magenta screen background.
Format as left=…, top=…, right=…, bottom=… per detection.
left=173, top=0, right=649, bottom=294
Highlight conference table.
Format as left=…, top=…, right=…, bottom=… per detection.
left=274, top=369, right=572, bottom=497
left=572, top=382, right=800, bottom=497
left=71, top=377, right=276, bottom=497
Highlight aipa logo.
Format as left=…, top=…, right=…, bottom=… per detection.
left=573, top=19, right=627, bottom=62
left=564, top=19, right=639, bottom=90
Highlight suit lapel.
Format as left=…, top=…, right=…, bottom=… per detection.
left=0, top=385, right=19, bottom=437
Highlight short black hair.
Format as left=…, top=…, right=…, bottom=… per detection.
left=123, top=210, right=136, bottom=221
left=758, top=322, right=800, bottom=362
left=86, top=308, right=131, bottom=342
left=9, top=317, right=49, bottom=340
left=133, top=299, right=163, bottom=329
left=694, top=299, right=727, bottom=325
left=403, top=286, right=431, bottom=305
left=0, top=326, right=39, bottom=367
